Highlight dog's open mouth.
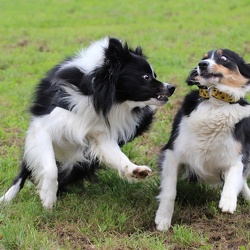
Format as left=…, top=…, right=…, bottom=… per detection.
left=155, top=85, right=175, bottom=103
left=200, top=72, right=223, bottom=79
left=157, top=94, right=169, bottom=102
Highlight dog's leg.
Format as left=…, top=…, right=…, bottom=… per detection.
left=93, top=137, right=152, bottom=182
left=155, top=149, right=179, bottom=231
left=241, top=180, right=250, bottom=200
left=25, top=128, right=58, bottom=209
left=219, top=163, right=244, bottom=213
left=0, top=162, right=31, bottom=203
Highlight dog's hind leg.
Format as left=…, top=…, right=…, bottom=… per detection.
left=241, top=180, right=250, bottom=200
left=0, top=161, right=31, bottom=203
left=24, top=126, right=58, bottom=209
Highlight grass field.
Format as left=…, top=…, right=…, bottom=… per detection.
left=1, top=0, right=250, bottom=249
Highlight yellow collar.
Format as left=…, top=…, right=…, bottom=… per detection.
left=199, top=87, right=238, bottom=103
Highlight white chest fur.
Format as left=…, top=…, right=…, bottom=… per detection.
left=175, top=100, right=250, bottom=182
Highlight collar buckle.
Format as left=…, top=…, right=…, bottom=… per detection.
left=207, top=85, right=215, bottom=96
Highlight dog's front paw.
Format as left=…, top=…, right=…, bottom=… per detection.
left=132, top=166, right=152, bottom=178
left=155, top=209, right=171, bottom=231
left=219, top=195, right=237, bottom=214
left=122, top=165, right=153, bottom=182
left=39, top=186, right=57, bottom=209
left=40, top=191, right=57, bottom=209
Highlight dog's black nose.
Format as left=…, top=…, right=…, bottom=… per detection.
left=167, top=84, right=175, bottom=96
left=198, top=60, right=209, bottom=70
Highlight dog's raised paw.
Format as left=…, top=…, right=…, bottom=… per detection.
left=132, top=167, right=152, bottom=179
left=121, top=165, right=153, bottom=182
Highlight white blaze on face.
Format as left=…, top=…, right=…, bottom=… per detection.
left=197, top=51, right=216, bottom=75
left=150, top=64, right=157, bottom=79
left=197, top=58, right=216, bottom=75
left=198, top=51, right=216, bottom=73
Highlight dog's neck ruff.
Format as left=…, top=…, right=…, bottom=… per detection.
left=198, top=86, right=239, bottom=103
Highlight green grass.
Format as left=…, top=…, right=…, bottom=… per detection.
left=1, top=0, right=250, bottom=249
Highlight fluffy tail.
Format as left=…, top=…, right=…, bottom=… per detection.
left=0, top=162, right=31, bottom=203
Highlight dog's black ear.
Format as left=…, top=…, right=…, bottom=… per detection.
left=134, top=46, right=143, bottom=56
left=238, top=63, right=250, bottom=79
left=245, top=63, right=250, bottom=74
left=106, top=38, right=126, bottom=67
left=130, top=46, right=147, bottom=58
left=245, top=63, right=250, bottom=75
left=186, top=67, right=200, bottom=86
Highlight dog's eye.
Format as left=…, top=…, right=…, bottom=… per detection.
left=143, top=74, right=150, bottom=80
left=220, top=56, right=227, bottom=61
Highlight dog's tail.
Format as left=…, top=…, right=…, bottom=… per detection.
left=0, top=162, right=31, bottom=203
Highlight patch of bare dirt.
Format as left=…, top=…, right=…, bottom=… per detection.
left=193, top=215, right=248, bottom=249
left=54, top=224, right=96, bottom=250
left=17, top=39, right=28, bottom=48
left=170, top=202, right=250, bottom=249
left=38, top=43, right=50, bottom=52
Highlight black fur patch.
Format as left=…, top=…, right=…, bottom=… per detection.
left=234, top=117, right=250, bottom=172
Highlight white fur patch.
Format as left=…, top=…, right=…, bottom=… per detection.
left=174, top=100, right=250, bottom=182
left=0, top=178, right=22, bottom=203
left=59, top=37, right=109, bottom=74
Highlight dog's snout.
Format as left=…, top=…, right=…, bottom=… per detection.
left=167, top=84, right=175, bottom=96
left=198, top=60, right=209, bottom=70
left=156, top=83, right=175, bottom=103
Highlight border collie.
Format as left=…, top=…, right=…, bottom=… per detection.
left=155, top=49, right=250, bottom=231
left=0, top=37, right=175, bottom=209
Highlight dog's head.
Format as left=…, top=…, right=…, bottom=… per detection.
left=92, top=38, right=175, bottom=116
left=186, top=49, right=250, bottom=99
left=114, top=42, right=175, bottom=106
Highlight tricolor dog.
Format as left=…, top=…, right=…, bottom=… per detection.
left=155, top=49, right=250, bottom=231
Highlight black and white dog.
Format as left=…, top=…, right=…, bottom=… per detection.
left=0, top=37, right=175, bottom=209
left=155, top=49, right=250, bottom=231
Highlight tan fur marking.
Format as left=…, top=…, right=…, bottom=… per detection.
left=195, top=75, right=202, bottom=81
left=217, top=49, right=223, bottom=55
left=212, top=64, right=248, bottom=87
